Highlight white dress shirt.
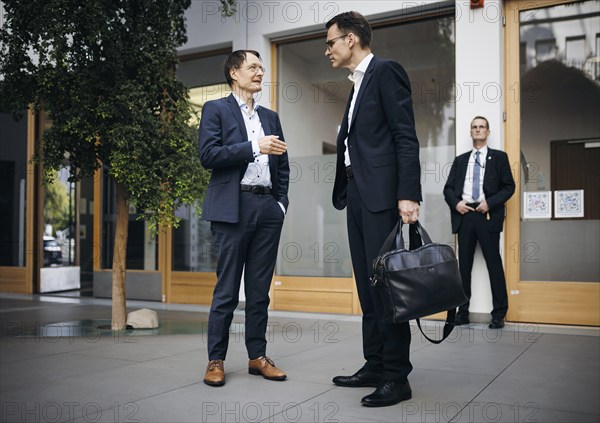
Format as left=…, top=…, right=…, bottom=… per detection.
left=344, top=53, right=374, bottom=167
left=232, top=93, right=285, bottom=214
left=462, top=145, right=488, bottom=203
left=232, top=93, right=271, bottom=187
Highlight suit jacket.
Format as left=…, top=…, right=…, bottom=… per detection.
left=443, top=147, right=515, bottom=233
left=332, top=56, right=422, bottom=212
left=198, top=93, right=289, bottom=223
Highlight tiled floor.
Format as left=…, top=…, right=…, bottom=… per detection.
left=1, top=292, right=598, bottom=423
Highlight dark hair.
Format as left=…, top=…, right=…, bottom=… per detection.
left=224, top=50, right=261, bottom=88
left=472, top=116, right=490, bottom=129
left=326, top=11, right=372, bottom=49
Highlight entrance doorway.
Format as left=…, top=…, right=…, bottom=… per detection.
left=36, top=110, right=94, bottom=296
left=505, top=0, right=600, bottom=325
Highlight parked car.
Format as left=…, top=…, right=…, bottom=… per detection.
left=43, top=236, right=63, bottom=266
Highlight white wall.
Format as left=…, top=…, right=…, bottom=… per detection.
left=455, top=0, right=505, bottom=315
left=182, top=0, right=509, bottom=317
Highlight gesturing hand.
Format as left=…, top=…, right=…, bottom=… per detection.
left=258, top=135, right=287, bottom=155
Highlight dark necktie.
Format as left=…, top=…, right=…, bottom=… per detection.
left=472, top=151, right=481, bottom=201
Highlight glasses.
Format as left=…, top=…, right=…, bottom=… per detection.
left=325, top=34, right=348, bottom=50
left=245, top=64, right=265, bottom=74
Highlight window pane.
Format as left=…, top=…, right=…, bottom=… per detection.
left=177, top=53, right=230, bottom=88
left=101, top=171, right=158, bottom=270
left=43, top=167, right=77, bottom=267
left=0, top=112, right=28, bottom=266
left=276, top=15, right=456, bottom=277
left=376, top=18, right=456, bottom=248
left=276, top=155, right=352, bottom=277
left=189, top=83, right=231, bottom=127
left=173, top=204, right=217, bottom=272
left=519, top=1, right=600, bottom=282
left=172, top=83, right=231, bottom=272
left=535, top=38, right=557, bottom=63
left=565, top=36, right=586, bottom=67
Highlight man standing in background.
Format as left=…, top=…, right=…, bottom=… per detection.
left=443, top=116, right=515, bottom=329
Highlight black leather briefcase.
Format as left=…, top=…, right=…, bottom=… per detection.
left=371, top=220, right=467, bottom=343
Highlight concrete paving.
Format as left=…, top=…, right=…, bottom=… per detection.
left=1, top=292, right=598, bottom=422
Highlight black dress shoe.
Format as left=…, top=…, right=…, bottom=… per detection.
left=489, top=319, right=505, bottom=329
left=361, top=380, right=412, bottom=407
left=332, top=368, right=383, bottom=388
left=454, top=313, right=470, bottom=326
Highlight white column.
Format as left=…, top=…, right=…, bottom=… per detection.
left=455, top=0, right=506, bottom=316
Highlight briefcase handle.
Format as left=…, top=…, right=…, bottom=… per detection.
left=377, top=219, right=432, bottom=257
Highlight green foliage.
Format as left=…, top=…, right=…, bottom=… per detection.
left=43, top=173, right=71, bottom=234
left=0, top=0, right=209, bottom=232
left=220, top=0, right=238, bottom=17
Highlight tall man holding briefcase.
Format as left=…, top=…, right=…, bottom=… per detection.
left=326, top=11, right=421, bottom=407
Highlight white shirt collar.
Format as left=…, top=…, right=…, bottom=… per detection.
left=348, top=53, right=374, bottom=83
left=472, top=145, right=488, bottom=158
left=232, top=92, right=258, bottom=111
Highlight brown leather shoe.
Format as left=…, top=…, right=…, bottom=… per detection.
left=204, top=359, right=225, bottom=387
left=248, top=356, right=287, bottom=381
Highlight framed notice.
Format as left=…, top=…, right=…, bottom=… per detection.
left=554, top=189, right=584, bottom=218
left=523, top=191, right=551, bottom=219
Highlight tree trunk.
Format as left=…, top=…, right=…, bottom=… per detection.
left=111, top=181, right=129, bottom=330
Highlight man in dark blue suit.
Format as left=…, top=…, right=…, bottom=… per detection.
left=198, top=50, right=289, bottom=387
left=443, top=116, right=515, bottom=329
left=326, top=12, right=422, bottom=407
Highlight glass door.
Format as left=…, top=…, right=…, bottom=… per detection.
left=35, top=111, right=81, bottom=294
left=39, top=165, right=81, bottom=293
left=505, top=0, right=600, bottom=325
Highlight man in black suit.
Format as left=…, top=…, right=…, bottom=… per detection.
left=443, top=116, right=515, bottom=329
left=326, top=12, right=422, bottom=407
left=198, top=50, right=289, bottom=386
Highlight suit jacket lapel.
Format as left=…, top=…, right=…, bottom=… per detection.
left=256, top=106, right=271, bottom=135
left=226, top=94, right=250, bottom=179
left=257, top=106, right=276, bottom=175
left=348, top=57, right=376, bottom=133
left=483, top=148, right=495, bottom=185
left=458, top=153, right=469, bottom=190
left=336, top=87, right=353, bottom=148
left=226, top=94, right=248, bottom=142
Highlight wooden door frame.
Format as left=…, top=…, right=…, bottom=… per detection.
left=0, top=109, right=36, bottom=294
left=504, top=0, right=599, bottom=325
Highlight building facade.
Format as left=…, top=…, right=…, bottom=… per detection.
left=1, top=0, right=598, bottom=326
